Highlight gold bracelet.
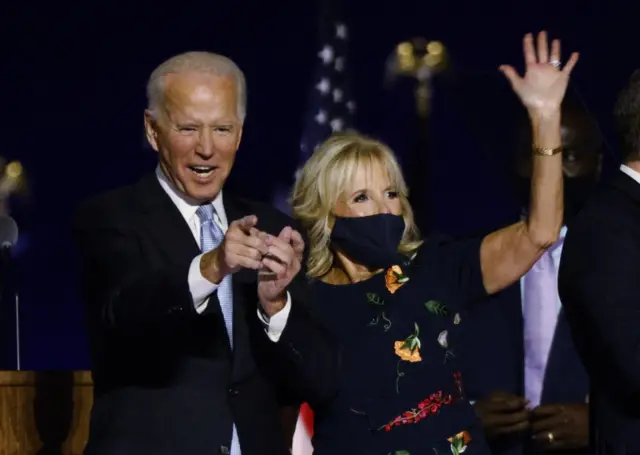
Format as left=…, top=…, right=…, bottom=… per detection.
left=533, top=145, right=563, bottom=156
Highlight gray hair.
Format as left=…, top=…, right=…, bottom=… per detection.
left=146, top=51, right=247, bottom=121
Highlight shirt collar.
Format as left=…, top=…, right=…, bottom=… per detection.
left=620, top=164, right=640, bottom=186
left=155, top=166, right=228, bottom=228
left=558, top=225, right=567, bottom=239
left=555, top=225, right=567, bottom=247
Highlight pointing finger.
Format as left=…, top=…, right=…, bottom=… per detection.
left=234, top=215, right=258, bottom=234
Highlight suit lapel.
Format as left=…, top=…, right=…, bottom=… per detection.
left=133, top=180, right=260, bottom=375
left=509, top=283, right=526, bottom=384
left=133, top=174, right=200, bottom=267
left=542, top=311, right=590, bottom=403
left=610, top=170, right=640, bottom=205
left=222, top=194, right=258, bottom=379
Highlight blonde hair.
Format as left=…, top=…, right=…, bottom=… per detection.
left=291, top=131, right=423, bottom=278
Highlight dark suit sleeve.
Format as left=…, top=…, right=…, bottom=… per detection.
left=255, top=219, right=341, bottom=408
left=272, top=284, right=341, bottom=407
left=558, top=219, right=640, bottom=403
left=73, top=202, right=197, bottom=334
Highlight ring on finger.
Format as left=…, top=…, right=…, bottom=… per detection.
left=547, top=432, right=555, bottom=443
left=549, top=60, right=561, bottom=68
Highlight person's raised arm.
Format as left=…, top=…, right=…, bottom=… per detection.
left=479, top=31, right=579, bottom=295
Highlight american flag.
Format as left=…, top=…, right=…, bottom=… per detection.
left=287, top=2, right=353, bottom=453
left=272, top=0, right=355, bottom=215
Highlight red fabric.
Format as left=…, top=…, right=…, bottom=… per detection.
left=300, top=403, right=314, bottom=435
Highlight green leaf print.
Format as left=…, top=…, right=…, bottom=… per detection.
left=393, top=270, right=410, bottom=283
left=425, top=300, right=450, bottom=316
left=400, top=323, right=421, bottom=351
left=451, top=439, right=464, bottom=455
left=366, top=292, right=385, bottom=306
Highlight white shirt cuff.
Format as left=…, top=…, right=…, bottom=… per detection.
left=257, top=292, right=292, bottom=342
left=189, top=254, right=219, bottom=314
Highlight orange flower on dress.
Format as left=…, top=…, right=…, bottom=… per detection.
left=394, top=323, right=422, bottom=363
left=394, top=340, right=422, bottom=362
left=385, top=265, right=409, bottom=294
left=448, top=430, right=472, bottom=455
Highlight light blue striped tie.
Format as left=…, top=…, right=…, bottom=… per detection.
left=196, top=204, right=234, bottom=345
left=196, top=204, right=241, bottom=455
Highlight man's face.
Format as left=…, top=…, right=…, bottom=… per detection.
left=515, top=109, right=602, bottom=222
left=516, top=112, right=602, bottom=180
left=144, top=72, right=243, bottom=203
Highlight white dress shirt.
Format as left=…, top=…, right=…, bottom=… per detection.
left=520, top=225, right=567, bottom=317
left=155, top=167, right=291, bottom=341
left=517, top=162, right=640, bottom=317
left=620, top=164, right=640, bottom=185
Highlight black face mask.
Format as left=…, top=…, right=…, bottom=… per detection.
left=515, top=175, right=597, bottom=223
left=331, top=213, right=406, bottom=269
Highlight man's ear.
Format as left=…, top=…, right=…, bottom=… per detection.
left=144, top=110, right=160, bottom=152
left=235, top=123, right=244, bottom=151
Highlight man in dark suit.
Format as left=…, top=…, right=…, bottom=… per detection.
left=558, top=71, right=640, bottom=455
left=461, top=95, right=602, bottom=455
left=73, top=51, right=340, bottom=455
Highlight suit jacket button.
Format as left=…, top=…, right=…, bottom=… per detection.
left=219, top=445, right=230, bottom=454
left=228, top=388, right=239, bottom=397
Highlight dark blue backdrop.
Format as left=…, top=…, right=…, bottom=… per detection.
left=2, top=0, right=637, bottom=369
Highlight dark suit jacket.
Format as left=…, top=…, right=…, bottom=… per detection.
left=559, top=171, right=640, bottom=455
left=461, top=266, right=589, bottom=455
left=73, top=174, right=340, bottom=455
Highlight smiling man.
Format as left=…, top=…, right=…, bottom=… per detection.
left=72, top=52, right=339, bottom=455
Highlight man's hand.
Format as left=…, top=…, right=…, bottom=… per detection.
left=257, top=226, right=304, bottom=317
left=200, top=215, right=268, bottom=284
left=531, top=403, right=588, bottom=451
left=474, top=391, right=531, bottom=440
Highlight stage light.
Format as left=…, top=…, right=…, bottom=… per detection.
left=6, top=162, right=22, bottom=180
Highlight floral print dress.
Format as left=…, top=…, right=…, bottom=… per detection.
left=308, top=235, right=492, bottom=455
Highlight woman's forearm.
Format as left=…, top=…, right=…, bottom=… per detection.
left=526, top=110, right=564, bottom=247
left=479, top=110, right=564, bottom=295
left=478, top=30, right=574, bottom=295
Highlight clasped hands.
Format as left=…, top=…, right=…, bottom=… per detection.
left=201, top=215, right=304, bottom=317
left=474, top=391, right=588, bottom=451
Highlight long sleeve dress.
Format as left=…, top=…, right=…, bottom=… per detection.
left=308, top=234, right=493, bottom=455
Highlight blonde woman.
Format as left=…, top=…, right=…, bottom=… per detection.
left=290, top=32, right=578, bottom=455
